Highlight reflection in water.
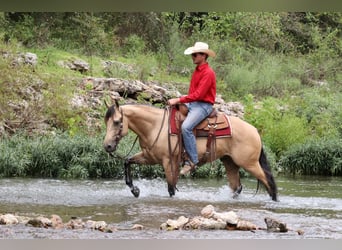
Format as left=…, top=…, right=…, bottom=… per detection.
left=0, top=176, right=341, bottom=239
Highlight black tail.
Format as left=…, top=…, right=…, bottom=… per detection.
left=259, top=147, right=278, bottom=201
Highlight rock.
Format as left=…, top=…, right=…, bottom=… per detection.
left=23, top=52, right=38, bottom=66
left=264, top=217, right=288, bottom=232
left=0, top=214, right=19, bottom=225
left=65, top=218, right=85, bottom=229
left=94, top=221, right=107, bottom=232
left=212, top=211, right=239, bottom=225
left=68, top=59, right=90, bottom=73
left=201, top=204, right=215, bottom=218
left=200, top=205, right=239, bottom=225
left=131, top=224, right=144, bottom=230
left=189, top=216, right=227, bottom=230
left=164, top=216, right=189, bottom=230
left=50, top=214, right=64, bottom=229
left=236, top=220, right=258, bottom=231
left=26, top=216, right=52, bottom=228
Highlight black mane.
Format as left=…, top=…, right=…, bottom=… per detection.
left=104, top=105, right=115, bottom=122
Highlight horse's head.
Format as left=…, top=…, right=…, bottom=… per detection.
left=103, top=100, right=127, bottom=153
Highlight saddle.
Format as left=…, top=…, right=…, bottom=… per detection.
left=170, top=104, right=232, bottom=137
left=169, top=104, right=232, bottom=165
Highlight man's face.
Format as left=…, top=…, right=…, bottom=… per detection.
left=191, top=53, right=206, bottom=65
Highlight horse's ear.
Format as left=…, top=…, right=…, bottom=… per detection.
left=114, top=99, right=120, bottom=109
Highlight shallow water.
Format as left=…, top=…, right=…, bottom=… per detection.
left=0, top=176, right=341, bottom=239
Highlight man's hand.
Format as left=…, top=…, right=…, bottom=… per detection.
left=167, top=98, right=180, bottom=106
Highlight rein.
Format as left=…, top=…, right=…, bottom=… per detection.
left=146, top=106, right=168, bottom=151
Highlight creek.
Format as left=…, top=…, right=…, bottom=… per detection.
left=0, top=175, right=341, bottom=239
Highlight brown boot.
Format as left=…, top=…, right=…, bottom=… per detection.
left=180, top=160, right=197, bottom=176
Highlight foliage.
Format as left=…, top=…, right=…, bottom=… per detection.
left=288, top=89, right=342, bottom=139
left=0, top=132, right=122, bottom=178
left=278, top=139, right=342, bottom=176
left=243, top=95, right=309, bottom=157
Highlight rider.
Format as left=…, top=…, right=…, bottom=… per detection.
left=167, top=42, right=216, bottom=175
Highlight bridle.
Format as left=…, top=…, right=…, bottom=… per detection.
left=107, top=108, right=138, bottom=159
left=108, top=106, right=168, bottom=158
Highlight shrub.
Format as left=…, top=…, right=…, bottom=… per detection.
left=0, top=132, right=123, bottom=179
left=243, top=95, right=309, bottom=157
left=278, top=139, right=342, bottom=176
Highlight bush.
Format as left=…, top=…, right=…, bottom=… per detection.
left=243, top=95, right=309, bottom=157
left=278, top=139, right=342, bottom=176
left=0, top=132, right=123, bottom=179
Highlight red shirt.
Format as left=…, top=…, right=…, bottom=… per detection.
left=179, top=63, right=216, bottom=104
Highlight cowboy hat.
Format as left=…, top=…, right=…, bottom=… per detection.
left=184, top=42, right=216, bottom=57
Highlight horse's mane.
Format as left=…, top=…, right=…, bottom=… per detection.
left=105, top=103, right=164, bottom=122
left=105, top=105, right=115, bottom=122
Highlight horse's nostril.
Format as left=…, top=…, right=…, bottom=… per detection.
left=104, top=143, right=116, bottom=153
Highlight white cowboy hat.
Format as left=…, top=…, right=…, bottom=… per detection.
left=184, top=42, right=216, bottom=57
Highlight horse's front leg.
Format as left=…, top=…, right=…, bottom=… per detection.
left=163, top=157, right=179, bottom=197
left=124, top=158, right=140, bottom=197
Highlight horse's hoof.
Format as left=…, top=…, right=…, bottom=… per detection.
left=232, top=185, right=243, bottom=199
left=168, top=184, right=177, bottom=197
left=131, top=186, right=140, bottom=197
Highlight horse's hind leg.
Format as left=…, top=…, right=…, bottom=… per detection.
left=220, top=156, right=243, bottom=199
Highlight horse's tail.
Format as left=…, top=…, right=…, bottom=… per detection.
left=259, top=147, right=278, bottom=201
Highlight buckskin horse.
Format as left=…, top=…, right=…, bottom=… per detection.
left=103, top=100, right=278, bottom=201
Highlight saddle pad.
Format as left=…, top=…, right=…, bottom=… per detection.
left=170, top=107, right=232, bottom=137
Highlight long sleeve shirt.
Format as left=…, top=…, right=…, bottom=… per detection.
left=179, top=63, right=216, bottom=104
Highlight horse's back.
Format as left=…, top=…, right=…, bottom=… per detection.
left=227, top=115, right=260, bottom=141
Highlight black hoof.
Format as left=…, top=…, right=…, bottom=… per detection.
left=232, top=185, right=243, bottom=199
left=168, top=184, right=175, bottom=197
left=131, top=186, right=140, bottom=197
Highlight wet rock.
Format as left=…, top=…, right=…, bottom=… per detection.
left=65, top=218, right=85, bottom=229
left=264, top=217, right=288, bottom=232
left=0, top=214, right=19, bottom=225
left=189, top=216, right=227, bottom=230
left=212, top=211, right=239, bottom=225
left=201, top=204, right=215, bottom=218
left=131, top=224, right=144, bottom=230
left=200, top=204, right=239, bottom=224
left=164, top=216, right=189, bottom=230
left=161, top=205, right=258, bottom=231
left=26, top=216, right=52, bottom=228
left=235, top=220, right=258, bottom=231
left=50, top=214, right=64, bottom=229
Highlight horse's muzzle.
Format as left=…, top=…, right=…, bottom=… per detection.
left=104, top=142, right=117, bottom=153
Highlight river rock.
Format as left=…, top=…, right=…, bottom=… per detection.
left=26, top=216, right=52, bottom=228
left=201, top=204, right=215, bottom=218
left=188, top=216, right=227, bottom=230
left=200, top=204, right=239, bottom=224
left=212, top=211, right=239, bottom=225
left=65, top=218, right=85, bottom=229
left=0, top=214, right=19, bottom=225
left=235, top=220, right=258, bottom=231
left=50, top=214, right=64, bottom=229
left=264, top=217, right=288, bottom=232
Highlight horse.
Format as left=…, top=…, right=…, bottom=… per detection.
left=103, top=100, right=278, bottom=201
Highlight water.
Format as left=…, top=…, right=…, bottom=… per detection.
left=0, top=176, right=341, bottom=239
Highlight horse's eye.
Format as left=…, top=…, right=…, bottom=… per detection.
left=113, top=120, right=121, bottom=126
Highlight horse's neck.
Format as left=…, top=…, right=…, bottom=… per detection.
left=122, top=105, right=165, bottom=137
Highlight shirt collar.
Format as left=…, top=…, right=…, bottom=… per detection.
left=196, top=62, right=208, bottom=71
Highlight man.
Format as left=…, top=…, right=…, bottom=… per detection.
left=167, top=42, right=216, bottom=175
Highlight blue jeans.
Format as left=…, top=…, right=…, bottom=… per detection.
left=181, top=102, right=213, bottom=165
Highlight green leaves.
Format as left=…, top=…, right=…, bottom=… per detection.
left=278, top=139, right=342, bottom=176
